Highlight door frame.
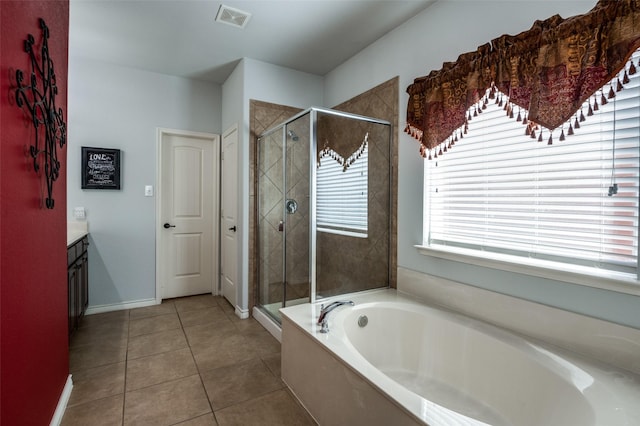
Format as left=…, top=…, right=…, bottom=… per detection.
left=220, top=123, right=240, bottom=311
left=155, top=128, right=220, bottom=304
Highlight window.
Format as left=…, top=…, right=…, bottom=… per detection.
left=424, top=49, right=640, bottom=277
left=317, top=144, right=368, bottom=237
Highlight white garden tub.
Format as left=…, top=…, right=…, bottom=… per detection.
left=281, top=289, right=640, bottom=425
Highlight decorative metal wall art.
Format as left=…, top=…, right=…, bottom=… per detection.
left=14, top=18, right=67, bottom=209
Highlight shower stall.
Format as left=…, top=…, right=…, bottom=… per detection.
left=256, top=107, right=392, bottom=323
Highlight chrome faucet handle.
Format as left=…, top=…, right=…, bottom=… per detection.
left=317, top=300, right=354, bottom=333
left=319, top=319, right=330, bottom=333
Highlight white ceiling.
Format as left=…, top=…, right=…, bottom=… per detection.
left=69, top=0, right=436, bottom=83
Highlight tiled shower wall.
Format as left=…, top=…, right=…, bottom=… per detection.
left=318, top=77, right=398, bottom=296
left=249, top=77, right=399, bottom=310
left=316, top=114, right=392, bottom=297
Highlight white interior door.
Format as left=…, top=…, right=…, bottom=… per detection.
left=158, top=129, right=219, bottom=300
left=221, top=125, right=238, bottom=307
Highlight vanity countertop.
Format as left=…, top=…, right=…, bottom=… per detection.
left=68, top=221, right=89, bottom=246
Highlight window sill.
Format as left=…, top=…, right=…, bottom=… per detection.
left=415, top=245, right=640, bottom=297
left=317, top=227, right=367, bottom=238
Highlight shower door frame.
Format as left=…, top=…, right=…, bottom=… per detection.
left=257, top=121, right=306, bottom=319
left=257, top=107, right=392, bottom=315
left=306, top=107, right=392, bottom=303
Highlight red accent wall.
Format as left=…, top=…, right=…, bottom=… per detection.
left=1, top=1, right=69, bottom=424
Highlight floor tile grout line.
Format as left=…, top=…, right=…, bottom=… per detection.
left=66, top=311, right=129, bottom=417
left=65, top=391, right=126, bottom=411
left=179, top=302, right=220, bottom=425
left=69, top=358, right=125, bottom=378
left=197, top=355, right=285, bottom=416
left=121, top=308, right=131, bottom=426
left=214, top=387, right=288, bottom=415
left=193, top=295, right=283, bottom=423
left=192, top=329, right=283, bottom=420
left=122, top=299, right=212, bottom=425
left=68, top=328, right=130, bottom=353
left=166, top=413, right=216, bottom=426
left=125, top=372, right=205, bottom=397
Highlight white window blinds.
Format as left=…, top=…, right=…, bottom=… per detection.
left=317, top=145, right=368, bottom=237
left=425, top=49, right=640, bottom=275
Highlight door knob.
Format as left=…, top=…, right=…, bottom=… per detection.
left=228, top=226, right=237, bottom=232
left=163, top=223, right=176, bottom=229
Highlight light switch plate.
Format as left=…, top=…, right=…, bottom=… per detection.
left=74, top=207, right=86, bottom=219
left=145, top=185, right=154, bottom=197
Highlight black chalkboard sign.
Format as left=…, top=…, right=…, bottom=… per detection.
left=81, top=147, right=121, bottom=189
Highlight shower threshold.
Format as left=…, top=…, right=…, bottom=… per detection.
left=263, top=297, right=308, bottom=321
left=254, top=297, right=309, bottom=342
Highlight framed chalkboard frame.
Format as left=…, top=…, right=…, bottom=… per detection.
left=81, top=147, right=121, bottom=190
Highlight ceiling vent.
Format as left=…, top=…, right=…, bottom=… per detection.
left=215, top=4, right=251, bottom=29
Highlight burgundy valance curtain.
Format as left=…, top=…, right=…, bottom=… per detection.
left=406, top=0, right=640, bottom=157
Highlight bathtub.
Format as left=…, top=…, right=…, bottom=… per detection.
left=281, top=289, right=640, bottom=425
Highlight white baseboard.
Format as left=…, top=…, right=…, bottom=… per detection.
left=85, top=298, right=157, bottom=315
left=49, top=375, right=73, bottom=426
left=235, top=305, right=250, bottom=319
left=253, top=306, right=282, bottom=342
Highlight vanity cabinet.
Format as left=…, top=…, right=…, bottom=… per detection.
left=68, top=236, right=89, bottom=339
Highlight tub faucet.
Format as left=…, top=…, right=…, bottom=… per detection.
left=317, top=300, right=354, bottom=333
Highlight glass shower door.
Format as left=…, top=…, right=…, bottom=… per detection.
left=257, top=130, right=285, bottom=321
left=257, top=113, right=312, bottom=323
left=283, top=117, right=311, bottom=308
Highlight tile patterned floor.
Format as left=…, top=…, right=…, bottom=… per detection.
left=62, top=295, right=316, bottom=426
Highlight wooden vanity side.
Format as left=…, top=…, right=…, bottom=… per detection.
left=67, top=236, right=89, bottom=339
